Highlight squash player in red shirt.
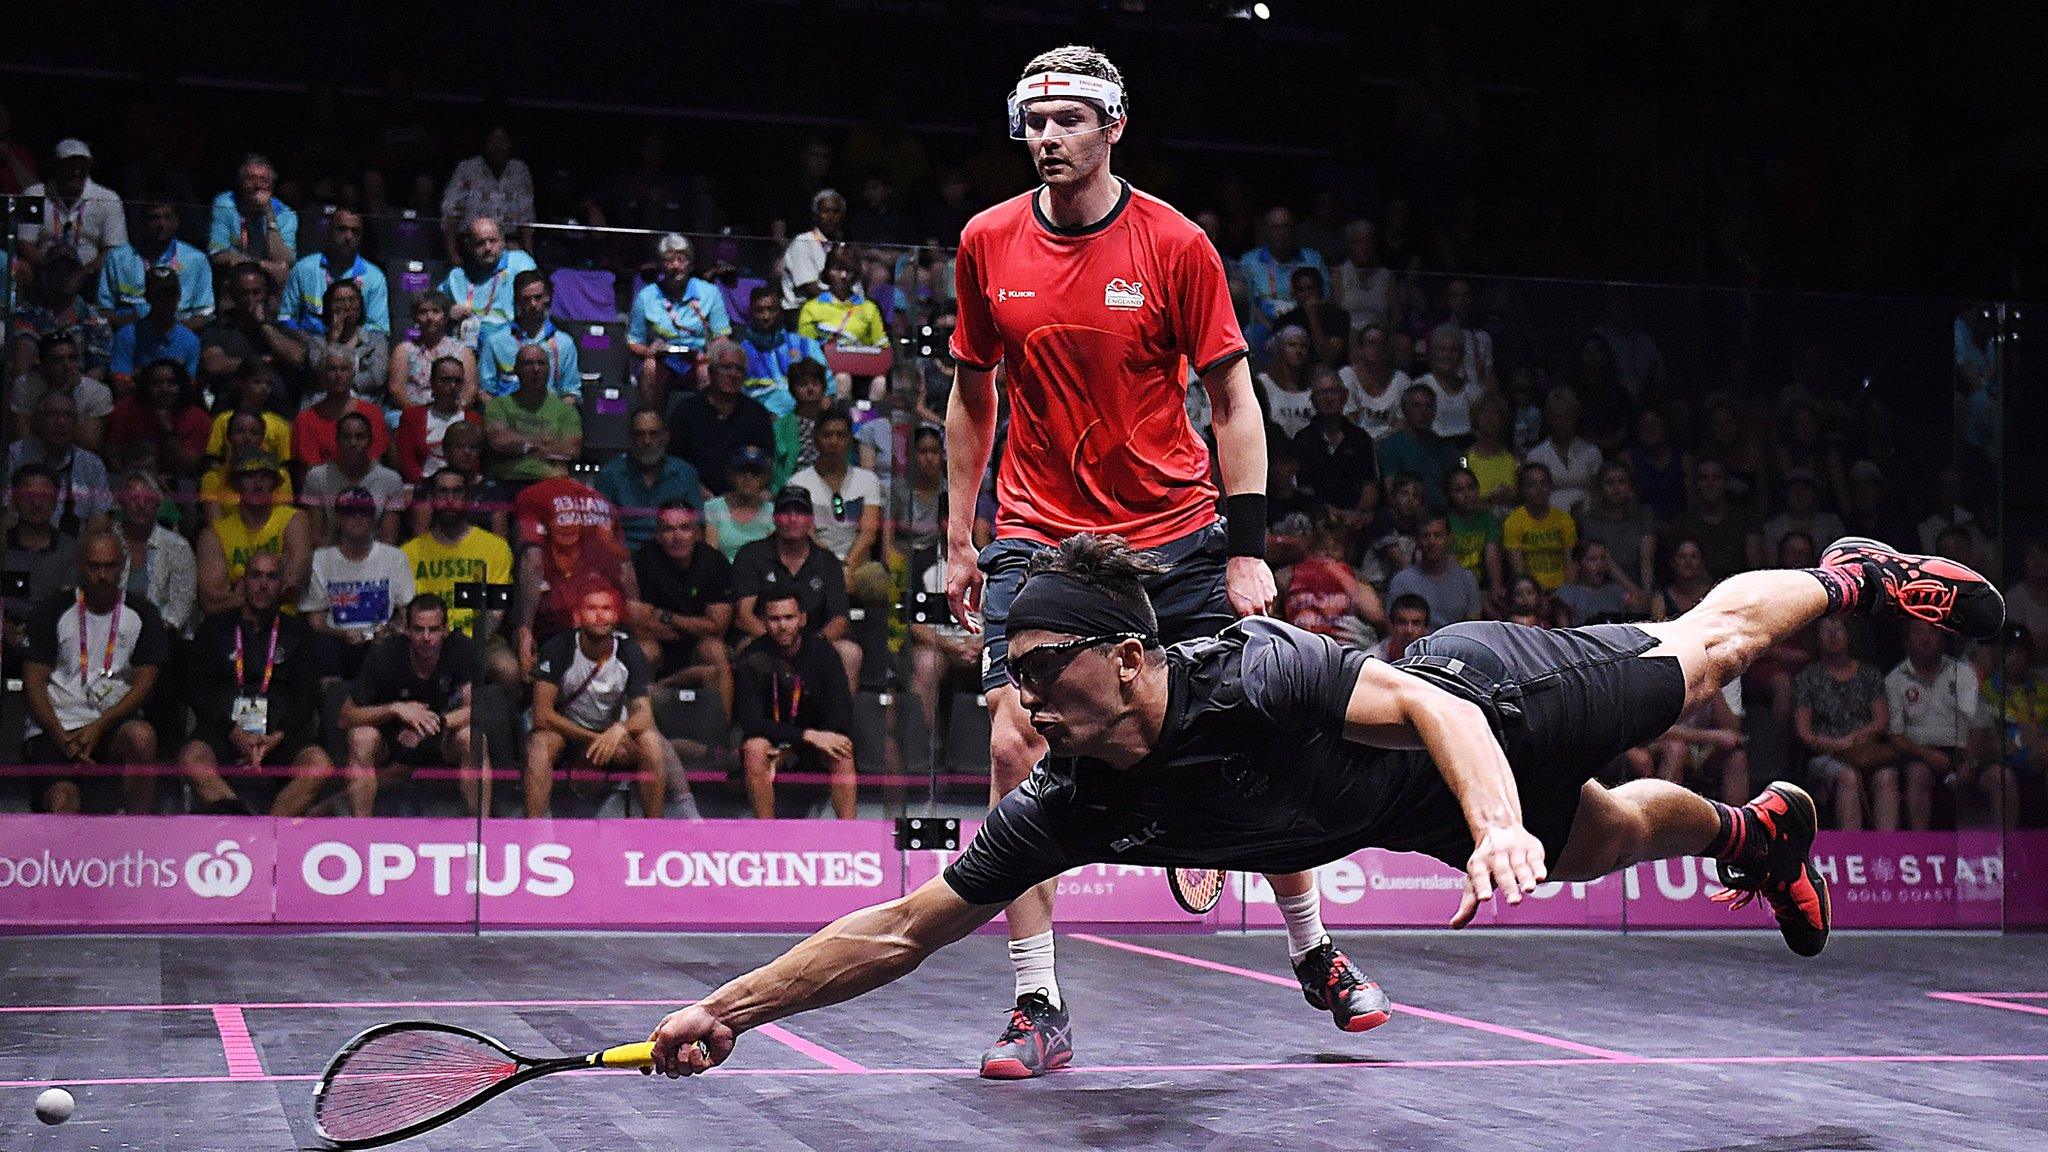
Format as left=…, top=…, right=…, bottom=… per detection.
left=942, top=45, right=1389, bottom=1079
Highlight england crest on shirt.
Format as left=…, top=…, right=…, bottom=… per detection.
left=1104, top=278, right=1145, bottom=310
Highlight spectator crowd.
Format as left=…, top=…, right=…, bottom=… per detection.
left=3, top=119, right=2040, bottom=831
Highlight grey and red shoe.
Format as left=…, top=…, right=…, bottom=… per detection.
left=1291, top=940, right=1392, bottom=1033
left=1821, top=536, right=2005, bottom=641
left=978, top=991, right=1072, bottom=1079
left=1712, top=782, right=1831, bottom=957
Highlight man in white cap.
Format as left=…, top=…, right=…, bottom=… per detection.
left=16, top=139, right=127, bottom=299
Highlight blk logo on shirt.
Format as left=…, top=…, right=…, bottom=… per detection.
left=1103, top=278, right=1145, bottom=310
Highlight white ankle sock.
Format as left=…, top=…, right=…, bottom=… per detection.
left=1276, top=886, right=1329, bottom=962
left=1009, top=931, right=1061, bottom=1009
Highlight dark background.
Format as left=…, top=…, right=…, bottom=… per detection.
left=5, top=0, right=2046, bottom=297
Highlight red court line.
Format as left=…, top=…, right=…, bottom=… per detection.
left=210, top=1006, right=266, bottom=1080
left=1931, top=992, right=2048, bottom=1000
left=9, top=1052, right=2048, bottom=1091
left=1929, top=992, right=2048, bottom=1018
left=1069, top=932, right=1642, bottom=1063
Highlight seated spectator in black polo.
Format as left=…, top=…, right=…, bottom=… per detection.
left=303, top=488, right=416, bottom=680
left=1667, top=456, right=1765, bottom=579
left=667, top=337, right=774, bottom=496
left=732, top=485, right=860, bottom=690
left=199, top=261, right=305, bottom=402
left=176, top=550, right=334, bottom=816
left=20, top=531, right=165, bottom=813
left=734, top=590, right=856, bottom=819
left=526, top=582, right=667, bottom=819
left=1290, top=365, right=1377, bottom=512
left=3, top=465, right=81, bottom=658
left=594, top=407, right=704, bottom=550
left=337, top=594, right=480, bottom=817
left=629, top=501, right=734, bottom=714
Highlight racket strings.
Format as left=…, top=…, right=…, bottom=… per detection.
left=1172, top=867, right=1226, bottom=912
left=315, top=1029, right=521, bottom=1140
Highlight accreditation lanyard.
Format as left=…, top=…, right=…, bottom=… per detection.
left=76, top=587, right=124, bottom=685
left=659, top=285, right=705, bottom=339
left=234, top=614, right=283, bottom=695
left=773, top=667, right=803, bottom=725
left=466, top=264, right=507, bottom=320
left=52, top=197, right=86, bottom=247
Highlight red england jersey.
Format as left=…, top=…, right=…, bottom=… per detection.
left=951, top=180, right=1247, bottom=549
left=513, top=475, right=617, bottom=549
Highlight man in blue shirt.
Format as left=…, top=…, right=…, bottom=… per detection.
left=438, top=215, right=536, bottom=346
left=98, top=201, right=213, bottom=331
left=282, top=209, right=390, bottom=334
left=627, top=233, right=731, bottom=404
left=107, top=268, right=202, bottom=385
left=1376, top=383, right=1461, bottom=510
left=1240, top=206, right=1327, bottom=322
left=208, top=154, right=297, bottom=289
left=594, top=408, right=706, bottom=549
left=480, top=270, right=579, bottom=398
left=737, top=285, right=821, bottom=417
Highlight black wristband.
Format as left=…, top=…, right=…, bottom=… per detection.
left=1224, top=494, right=1268, bottom=557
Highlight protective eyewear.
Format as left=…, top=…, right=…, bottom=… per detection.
left=1007, top=632, right=1147, bottom=693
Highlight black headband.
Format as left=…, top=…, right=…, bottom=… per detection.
left=1005, top=572, right=1157, bottom=642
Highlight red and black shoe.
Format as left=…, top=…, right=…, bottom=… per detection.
left=1712, top=783, right=1831, bottom=957
left=1291, top=940, right=1392, bottom=1033
left=1821, top=536, right=2006, bottom=641
left=978, top=991, right=1072, bottom=1079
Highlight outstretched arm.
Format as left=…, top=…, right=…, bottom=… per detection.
left=1340, top=659, right=1545, bottom=927
left=646, top=876, right=1002, bottom=1076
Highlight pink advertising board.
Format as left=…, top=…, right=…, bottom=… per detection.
left=1217, top=831, right=2010, bottom=930
left=0, top=817, right=2033, bottom=932
left=0, top=815, right=276, bottom=926
left=276, top=818, right=901, bottom=927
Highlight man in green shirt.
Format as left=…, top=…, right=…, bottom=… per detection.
left=485, top=343, right=582, bottom=484
left=1446, top=467, right=1505, bottom=607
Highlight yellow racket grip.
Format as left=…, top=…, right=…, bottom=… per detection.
left=594, top=1040, right=712, bottom=1067
left=597, top=1042, right=655, bottom=1067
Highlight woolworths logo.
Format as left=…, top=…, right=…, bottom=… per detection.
left=185, top=840, right=255, bottom=898
left=0, top=840, right=253, bottom=898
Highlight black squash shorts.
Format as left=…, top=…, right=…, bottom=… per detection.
left=1384, top=621, right=1689, bottom=869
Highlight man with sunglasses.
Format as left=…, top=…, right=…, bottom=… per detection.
left=648, top=531, right=2006, bottom=1078
left=940, top=45, right=1341, bottom=1078
left=785, top=406, right=882, bottom=575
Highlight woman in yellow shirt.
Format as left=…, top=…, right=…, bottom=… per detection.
left=199, top=410, right=295, bottom=523
left=1463, top=391, right=1520, bottom=512
left=796, top=254, right=888, bottom=347
left=205, top=362, right=293, bottom=464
